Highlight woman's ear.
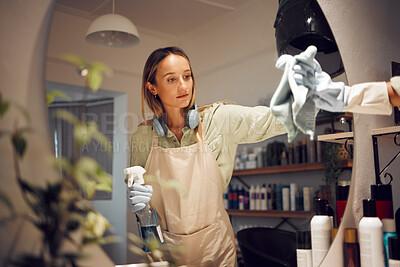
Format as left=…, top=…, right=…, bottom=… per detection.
left=147, top=82, right=157, bottom=95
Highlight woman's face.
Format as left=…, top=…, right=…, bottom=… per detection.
left=149, top=54, right=193, bottom=112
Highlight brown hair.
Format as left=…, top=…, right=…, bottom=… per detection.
left=141, top=46, right=196, bottom=121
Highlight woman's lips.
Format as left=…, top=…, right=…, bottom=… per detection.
left=177, top=94, right=188, bottom=98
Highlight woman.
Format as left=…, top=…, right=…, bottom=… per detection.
left=128, top=46, right=286, bottom=266
left=128, top=46, right=400, bottom=266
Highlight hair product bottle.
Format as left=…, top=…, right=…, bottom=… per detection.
left=250, top=185, right=255, bottom=210
left=261, top=183, right=267, bottom=210
left=288, top=143, right=295, bottom=164
left=383, top=219, right=397, bottom=267
left=267, top=184, right=272, bottom=210
left=358, top=199, right=385, bottom=267
left=336, top=184, right=350, bottom=226
left=297, top=230, right=312, bottom=267
left=343, top=228, right=361, bottom=267
left=290, top=183, right=298, bottom=211
left=282, top=186, right=290, bottom=211
left=238, top=185, right=244, bottom=210
left=388, top=208, right=400, bottom=267
left=311, top=198, right=332, bottom=267
left=371, top=184, right=394, bottom=220
left=296, top=140, right=303, bottom=164
left=389, top=236, right=400, bottom=266
left=255, top=184, right=261, bottom=210
left=302, top=137, right=308, bottom=163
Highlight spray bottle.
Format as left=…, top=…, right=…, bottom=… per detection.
left=125, top=166, right=164, bottom=251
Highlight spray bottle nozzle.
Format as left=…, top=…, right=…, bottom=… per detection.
left=124, top=166, right=146, bottom=187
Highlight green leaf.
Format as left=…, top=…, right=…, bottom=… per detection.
left=74, top=123, right=93, bottom=147
left=84, top=211, right=112, bottom=238
left=46, top=90, right=70, bottom=106
left=73, top=157, right=112, bottom=197
left=90, top=62, right=113, bottom=77
left=54, top=110, right=79, bottom=125
left=97, top=235, right=121, bottom=245
left=128, top=244, right=146, bottom=258
left=83, top=180, right=97, bottom=199
left=12, top=131, right=27, bottom=158
left=0, top=190, right=14, bottom=214
left=87, top=70, right=102, bottom=92
left=61, top=53, right=88, bottom=68
left=51, top=157, right=73, bottom=175
left=0, top=99, right=10, bottom=118
left=95, top=183, right=112, bottom=192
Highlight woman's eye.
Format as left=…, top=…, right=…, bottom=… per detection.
left=167, top=78, right=175, bottom=82
left=184, top=75, right=191, bottom=79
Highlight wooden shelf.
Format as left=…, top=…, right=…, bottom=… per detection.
left=232, top=160, right=352, bottom=176
left=371, top=125, right=400, bottom=137
left=317, top=131, right=354, bottom=144
left=226, top=209, right=313, bottom=218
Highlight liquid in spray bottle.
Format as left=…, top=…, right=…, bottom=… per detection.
left=125, top=166, right=164, bottom=251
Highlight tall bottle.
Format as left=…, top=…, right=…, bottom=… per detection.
left=125, top=166, right=164, bottom=252
left=336, top=184, right=350, bottom=226
left=255, top=184, right=261, bottom=210
left=261, top=183, right=267, bottom=210
left=311, top=198, right=332, bottom=267
left=390, top=208, right=400, bottom=266
left=250, top=185, right=256, bottom=210
left=297, top=230, right=312, bottom=267
left=383, top=219, right=398, bottom=267
left=358, top=199, right=385, bottom=267
left=371, top=184, right=394, bottom=220
left=389, top=236, right=400, bottom=267
left=343, top=228, right=361, bottom=267
left=238, top=185, right=244, bottom=210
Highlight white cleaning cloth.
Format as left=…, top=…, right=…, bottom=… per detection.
left=270, top=46, right=318, bottom=142
left=271, top=45, right=393, bottom=143
left=294, top=46, right=392, bottom=115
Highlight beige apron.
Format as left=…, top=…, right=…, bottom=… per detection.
left=144, top=124, right=237, bottom=267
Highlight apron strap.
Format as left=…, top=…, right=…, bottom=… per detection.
left=195, top=120, right=205, bottom=144
left=152, top=135, right=159, bottom=147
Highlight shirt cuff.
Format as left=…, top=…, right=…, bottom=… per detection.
left=343, top=81, right=392, bottom=115
left=390, top=76, right=400, bottom=96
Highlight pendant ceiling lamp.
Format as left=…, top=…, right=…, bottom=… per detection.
left=86, top=0, right=140, bottom=48
left=274, top=0, right=344, bottom=77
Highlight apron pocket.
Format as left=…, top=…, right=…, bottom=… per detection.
left=161, top=220, right=235, bottom=267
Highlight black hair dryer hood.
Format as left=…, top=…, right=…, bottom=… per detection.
left=274, top=0, right=344, bottom=77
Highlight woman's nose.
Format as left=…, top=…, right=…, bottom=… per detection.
left=178, top=78, right=187, bottom=91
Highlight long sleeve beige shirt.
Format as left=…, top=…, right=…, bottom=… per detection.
left=129, top=103, right=287, bottom=190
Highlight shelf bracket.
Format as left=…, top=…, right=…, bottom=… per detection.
left=232, top=175, right=250, bottom=190
left=372, top=132, right=400, bottom=184
left=344, top=138, right=353, bottom=158
left=273, top=217, right=299, bottom=231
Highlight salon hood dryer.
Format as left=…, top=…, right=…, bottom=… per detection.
left=274, top=0, right=344, bottom=77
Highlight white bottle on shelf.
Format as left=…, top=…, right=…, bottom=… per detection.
left=290, top=183, right=298, bottom=211
left=255, top=184, right=261, bottom=210
left=282, top=187, right=290, bottom=211
left=261, top=183, right=267, bottom=210
left=311, top=198, right=332, bottom=267
left=359, top=199, right=385, bottom=267
left=250, top=185, right=255, bottom=210
left=297, top=230, right=313, bottom=267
